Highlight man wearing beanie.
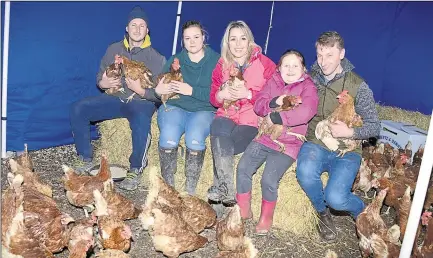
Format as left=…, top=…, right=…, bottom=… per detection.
left=70, top=6, right=166, bottom=191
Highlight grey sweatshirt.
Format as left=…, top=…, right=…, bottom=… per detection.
left=96, top=38, right=166, bottom=102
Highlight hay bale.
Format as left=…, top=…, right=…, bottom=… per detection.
left=93, top=104, right=430, bottom=237
left=376, top=104, right=430, bottom=131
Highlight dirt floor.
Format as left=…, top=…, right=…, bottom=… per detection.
left=1, top=144, right=401, bottom=258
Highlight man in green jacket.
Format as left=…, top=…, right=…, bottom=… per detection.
left=296, top=31, right=381, bottom=241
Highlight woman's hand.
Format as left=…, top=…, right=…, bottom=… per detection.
left=155, top=76, right=174, bottom=96
left=169, top=81, right=193, bottom=96
left=216, top=85, right=235, bottom=102
left=229, top=81, right=250, bottom=100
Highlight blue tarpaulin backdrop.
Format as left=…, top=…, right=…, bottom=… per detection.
left=1, top=1, right=432, bottom=151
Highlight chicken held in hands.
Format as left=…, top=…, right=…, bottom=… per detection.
left=104, top=55, right=124, bottom=95
left=115, top=55, right=154, bottom=103
left=315, top=90, right=363, bottom=157
left=157, top=57, right=183, bottom=109
left=219, top=65, right=244, bottom=115
left=256, top=95, right=306, bottom=153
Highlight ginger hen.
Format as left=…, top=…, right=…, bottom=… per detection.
left=62, top=155, right=112, bottom=209
left=23, top=186, right=75, bottom=254
left=315, top=90, right=363, bottom=157
left=95, top=180, right=142, bottom=221
left=68, top=216, right=96, bottom=258
left=93, top=189, right=132, bottom=252
left=104, top=55, right=124, bottom=95
left=2, top=173, right=55, bottom=258
left=9, top=158, right=53, bottom=198
left=157, top=57, right=183, bottom=109
left=256, top=95, right=305, bottom=152
left=149, top=203, right=208, bottom=258
left=216, top=205, right=245, bottom=252
left=220, top=65, right=244, bottom=116
left=356, top=188, right=388, bottom=258
left=180, top=193, right=217, bottom=234
left=116, top=55, right=154, bottom=103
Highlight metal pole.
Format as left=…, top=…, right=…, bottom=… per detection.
left=172, top=1, right=182, bottom=55
left=264, top=1, right=274, bottom=55
left=1, top=1, right=11, bottom=158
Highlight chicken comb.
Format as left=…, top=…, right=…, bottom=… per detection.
left=171, top=57, right=181, bottom=71
left=229, top=64, right=240, bottom=77
left=114, top=55, right=123, bottom=64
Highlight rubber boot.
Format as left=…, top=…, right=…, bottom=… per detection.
left=185, top=148, right=205, bottom=195
left=317, top=208, right=337, bottom=241
left=208, top=136, right=236, bottom=205
left=236, top=192, right=253, bottom=220
left=158, top=146, right=178, bottom=187
left=255, top=199, right=277, bottom=235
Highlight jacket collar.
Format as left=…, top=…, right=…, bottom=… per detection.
left=123, top=34, right=151, bottom=51
left=310, top=58, right=354, bottom=85
left=273, top=71, right=311, bottom=87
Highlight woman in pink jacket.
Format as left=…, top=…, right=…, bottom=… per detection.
left=208, top=21, right=276, bottom=209
left=236, top=49, right=319, bottom=234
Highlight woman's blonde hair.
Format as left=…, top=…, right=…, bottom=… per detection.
left=220, top=20, right=258, bottom=70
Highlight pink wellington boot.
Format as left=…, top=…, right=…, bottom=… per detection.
left=236, top=192, right=253, bottom=220
left=255, top=199, right=277, bottom=235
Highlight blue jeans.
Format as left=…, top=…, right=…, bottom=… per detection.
left=70, top=94, right=155, bottom=170
left=296, top=142, right=364, bottom=218
left=157, top=105, right=215, bottom=151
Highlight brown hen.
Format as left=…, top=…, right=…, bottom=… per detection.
left=215, top=237, right=258, bottom=258
left=157, top=57, right=183, bottom=109
left=93, top=189, right=132, bottom=252
left=256, top=95, right=305, bottom=152
left=216, top=205, right=245, bottom=252
left=180, top=193, right=217, bottom=233
left=149, top=203, right=208, bottom=258
left=62, top=155, right=112, bottom=208
left=68, top=216, right=96, bottom=258
left=220, top=65, right=244, bottom=115
left=315, top=90, right=363, bottom=157
left=2, top=173, right=55, bottom=258
left=139, top=167, right=183, bottom=230
left=104, top=55, right=123, bottom=95
left=96, top=180, right=142, bottom=220
left=356, top=188, right=388, bottom=258
left=9, top=158, right=53, bottom=198
left=23, top=185, right=75, bottom=253
left=116, top=54, right=154, bottom=102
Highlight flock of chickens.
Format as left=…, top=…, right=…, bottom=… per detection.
left=1, top=147, right=259, bottom=258
left=353, top=140, right=432, bottom=257
left=2, top=55, right=432, bottom=257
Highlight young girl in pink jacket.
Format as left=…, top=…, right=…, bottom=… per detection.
left=236, top=49, right=319, bottom=234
